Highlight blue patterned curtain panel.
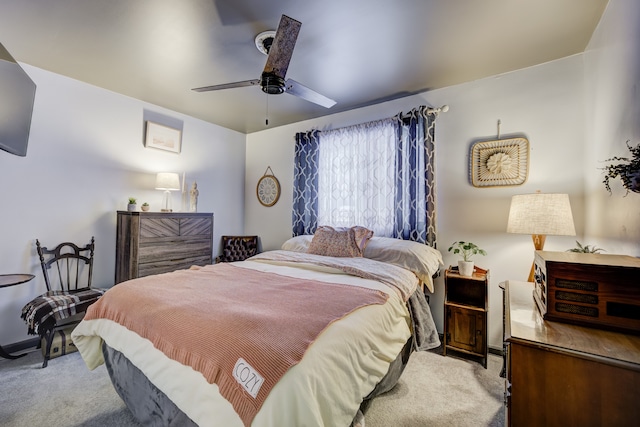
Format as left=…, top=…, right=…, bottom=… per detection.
left=394, top=106, right=437, bottom=247
left=292, top=130, right=320, bottom=236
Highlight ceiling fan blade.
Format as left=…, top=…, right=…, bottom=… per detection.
left=192, top=79, right=260, bottom=92
left=263, top=15, right=301, bottom=80
left=285, top=79, right=336, bottom=108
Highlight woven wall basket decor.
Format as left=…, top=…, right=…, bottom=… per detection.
left=470, top=137, right=529, bottom=187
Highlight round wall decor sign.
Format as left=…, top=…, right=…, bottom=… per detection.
left=257, top=167, right=281, bottom=207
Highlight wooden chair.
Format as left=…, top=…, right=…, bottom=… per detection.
left=21, top=237, right=105, bottom=367
left=215, top=235, right=259, bottom=263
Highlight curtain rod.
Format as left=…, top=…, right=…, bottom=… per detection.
left=307, top=104, right=450, bottom=135
left=427, top=105, right=449, bottom=114
left=398, top=105, right=449, bottom=120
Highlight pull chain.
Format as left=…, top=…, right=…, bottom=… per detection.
left=265, top=75, right=270, bottom=126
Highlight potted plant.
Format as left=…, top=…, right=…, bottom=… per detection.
left=141, top=202, right=150, bottom=212
left=127, top=197, right=137, bottom=212
left=567, top=241, right=605, bottom=254
left=602, top=141, right=640, bottom=195
left=448, top=241, right=487, bottom=277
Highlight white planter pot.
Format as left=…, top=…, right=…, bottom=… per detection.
left=458, top=260, right=475, bottom=277
left=127, top=203, right=136, bottom=212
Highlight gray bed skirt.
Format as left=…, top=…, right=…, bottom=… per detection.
left=103, top=343, right=198, bottom=426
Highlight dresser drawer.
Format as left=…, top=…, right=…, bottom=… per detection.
left=138, top=239, right=212, bottom=264
left=180, top=217, right=212, bottom=236
left=139, top=216, right=212, bottom=238
left=140, top=218, right=180, bottom=238
left=138, top=255, right=212, bottom=277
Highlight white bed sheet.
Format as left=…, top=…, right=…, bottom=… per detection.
left=73, top=258, right=413, bottom=427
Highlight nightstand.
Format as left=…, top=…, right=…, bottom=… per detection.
left=443, top=266, right=489, bottom=368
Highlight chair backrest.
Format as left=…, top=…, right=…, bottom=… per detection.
left=36, top=237, right=95, bottom=292
left=217, top=235, right=259, bottom=262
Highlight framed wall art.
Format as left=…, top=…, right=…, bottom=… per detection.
left=470, top=137, right=529, bottom=187
left=144, top=121, right=182, bottom=153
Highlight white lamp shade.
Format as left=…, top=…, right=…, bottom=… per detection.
left=155, top=172, right=180, bottom=191
left=507, top=193, right=576, bottom=236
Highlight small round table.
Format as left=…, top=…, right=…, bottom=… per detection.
left=0, top=274, right=35, bottom=359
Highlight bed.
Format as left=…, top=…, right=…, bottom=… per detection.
left=72, top=230, right=443, bottom=427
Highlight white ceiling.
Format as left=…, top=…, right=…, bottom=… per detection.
left=0, top=0, right=608, bottom=134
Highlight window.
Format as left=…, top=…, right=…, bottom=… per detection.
left=293, top=106, right=437, bottom=245
left=317, top=118, right=396, bottom=236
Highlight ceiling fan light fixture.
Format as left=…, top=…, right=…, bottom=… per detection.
left=255, top=31, right=276, bottom=55
left=260, top=73, right=285, bottom=94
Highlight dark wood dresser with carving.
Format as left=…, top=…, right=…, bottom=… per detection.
left=115, top=211, right=213, bottom=284
left=504, top=280, right=640, bottom=427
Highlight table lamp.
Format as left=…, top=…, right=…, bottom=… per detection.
left=155, top=172, right=180, bottom=212
left=507, top=192, right=576, bottom=281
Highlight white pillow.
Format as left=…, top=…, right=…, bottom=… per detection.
left=363, top=237, right=444, bottom=291
left=282, top=235, right=443, bottom=291
left=281, top=235, right=314, bottom=252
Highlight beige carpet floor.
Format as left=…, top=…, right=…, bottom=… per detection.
left=365, top=349, right=504, bottom=426
left=0, top=346, right=504, bottom=426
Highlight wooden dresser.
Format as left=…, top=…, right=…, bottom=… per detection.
left=504, top=280, right=640, bottom=426
left=115, top=211, right=213, bottom=284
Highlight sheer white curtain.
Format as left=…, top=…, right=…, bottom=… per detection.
left=317, top=118, right=397, bottom=237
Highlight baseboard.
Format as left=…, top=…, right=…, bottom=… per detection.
left=3, top=337, right=39, bottom=354
left=489, top=346, right=503, bottom=356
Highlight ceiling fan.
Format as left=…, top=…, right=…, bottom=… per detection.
left=192, top=15, right=336, bottom=109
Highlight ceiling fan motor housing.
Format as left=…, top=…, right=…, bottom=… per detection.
left=261, top=72, right=285, bottom=94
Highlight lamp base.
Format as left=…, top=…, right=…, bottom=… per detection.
left=161, top=190, right=173, bottom=213
left=528, top=234, right=546, bottom=282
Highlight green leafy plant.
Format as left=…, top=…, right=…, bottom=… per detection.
left=448, top=241, right=487, bottom=262
left=128, top=197, right=137, bottom=204
left=567, top=241, right=605, bottom=254
left=602, top=141, right=640, bottom=195
left=142, top=202, right=149, bottom=207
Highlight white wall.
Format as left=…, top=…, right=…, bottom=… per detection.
left=584, top=0, right=640, bottom=256
left=245, top=55, right=586, bottom=350
left=0, top=65, right=246, bottom=346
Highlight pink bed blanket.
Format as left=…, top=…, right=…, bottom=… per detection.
left=83, top=263, right=388, bottom=426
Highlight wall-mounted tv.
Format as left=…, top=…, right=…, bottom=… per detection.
left=0, top=42, right=36, bottom=157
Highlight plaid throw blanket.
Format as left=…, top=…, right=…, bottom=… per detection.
left=21, top=288, right=106, bottom=336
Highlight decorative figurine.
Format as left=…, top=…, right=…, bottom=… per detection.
left=189, top=181, right=199, bottom=212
